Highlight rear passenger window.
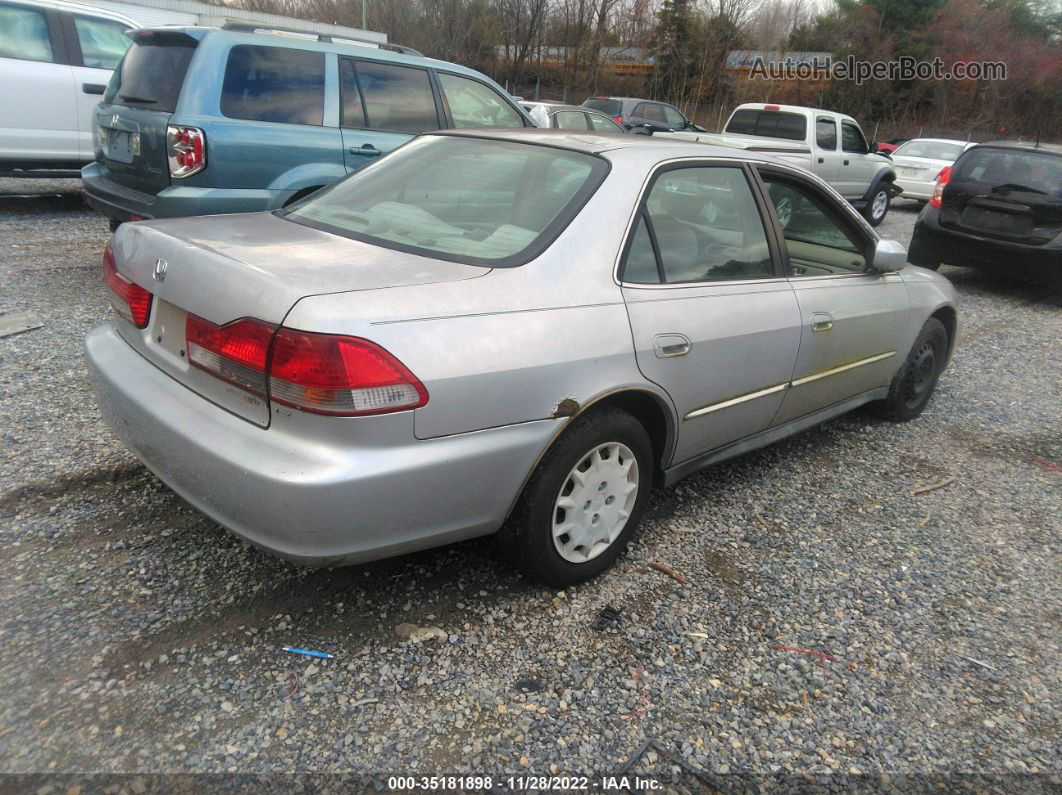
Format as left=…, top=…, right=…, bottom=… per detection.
left=344, top=59, right=438, bottom=133
left=74, top=16, right=131, bottom=69
left=554, top=111, right=588, bottom=130
left=815, top=117, right=836, bottom=150
left=622, top=166, right=774, bottom=284
left=221, top=45, right=324, bottom=126
left=0, top=6, right=53, bottom=62
left=437, top=72, right=523, bottom=128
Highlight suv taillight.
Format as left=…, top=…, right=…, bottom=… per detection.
left=930, top=166, right=952, bottom=209
left=613, top=116, right=623, bottom=125
left=103, top=242, right=152, bottom=328
left=167, top=125, right=206, bottom=178
left=185, top=315, right=428, bottom=416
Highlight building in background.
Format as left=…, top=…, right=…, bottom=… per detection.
left=89, top=0, right=386, bottom=43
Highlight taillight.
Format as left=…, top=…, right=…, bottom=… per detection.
left=167, top=125, right=206, bottom=178
left=184, top=315, right=428, bottom=416
left=930, top=166, right=952, bottom=208
left=269, top=329, right=428, bottom=415
left=103, top=242, right=152, bottom=328
left=186, top=315, right=274, bottom=396
left=613, top=116, right=623, bottom=125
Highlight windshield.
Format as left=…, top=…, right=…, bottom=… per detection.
left=107, top=32, right=197, bottom=112
left=895, top=140, right=964, bottom=161
left=286, top=136, right=609, bottom=266
left=952, top=147, right=1062, bottom=196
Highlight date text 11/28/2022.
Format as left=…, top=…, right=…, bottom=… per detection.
left=386, top=775, right=662, bottom=790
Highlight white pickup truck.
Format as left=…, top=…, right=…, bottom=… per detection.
left=659, top=103, right=900, bottom=226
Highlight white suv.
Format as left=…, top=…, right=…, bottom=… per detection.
left=0, top=0, right=136, bottom=172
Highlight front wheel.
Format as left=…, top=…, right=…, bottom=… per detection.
left=500, top=407, right=653, bottom=585
left=863, top=185, right=890, bottom=227
left=874, top=317, right=948, bottom=421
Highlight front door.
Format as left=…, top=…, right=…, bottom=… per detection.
left=620, top=163, right=802, bottom=464
left=339, top=57, right=437, bottom=172
left=757, top=167, right=910, bottom=425
left=839, top=120, right=878, bottom=199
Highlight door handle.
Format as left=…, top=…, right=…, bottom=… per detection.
left=811, top=312, right=833, bottom=332
left=817, top=157, right=824, bottom=164
left=349, top=144, right=382, bottom=157
left=653, top=333, right=691, bottom=358
left=843, top=159, right=850, bottom=166
left=82, top=83, right=106, bottom=95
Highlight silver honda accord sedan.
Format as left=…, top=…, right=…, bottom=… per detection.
left=85, top=129, right=958, bottom=585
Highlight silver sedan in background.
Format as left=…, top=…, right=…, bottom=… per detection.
left=891, top=138, right=975, bottom=202
left=85, top=130, right=958, bottom=585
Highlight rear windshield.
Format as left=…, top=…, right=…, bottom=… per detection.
left=108, top=33, right=196, bottom=113
left=725, top=109, right=807, bottom=141
left=895, top=140, right=964, bottom=161
left=952, top=147, right=1062, bottom=196
left=583, top=98, right=621, bottom=117
left=285, top=136, right=609, bottom=267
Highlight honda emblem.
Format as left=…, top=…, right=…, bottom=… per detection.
left=153, top=258, right=168, bottom=282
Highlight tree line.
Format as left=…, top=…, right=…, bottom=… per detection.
left=229, top=0, right=1062, bottom=141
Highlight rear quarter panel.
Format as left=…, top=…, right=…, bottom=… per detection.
left=281, top=156, right=673, bottom=441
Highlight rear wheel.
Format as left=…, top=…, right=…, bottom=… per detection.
left=500, top=407, right=653, bottom=585
left=874, top=317, right=947, bottom=421
left=863, top=185, right=890, bottom=227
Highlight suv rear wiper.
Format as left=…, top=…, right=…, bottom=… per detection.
left=991, top=182, right=1047, bottom=195
left=119, top=94, right=157, bottom=104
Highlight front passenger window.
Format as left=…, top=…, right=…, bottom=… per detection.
left=621, top=166, right=774, bottom=284
left=760, top=174, right=868, bottom=275
left=437, top=73, right=524, bottom=128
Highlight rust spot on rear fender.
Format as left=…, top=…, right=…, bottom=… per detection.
left=552, top=398, right=580, bottom=418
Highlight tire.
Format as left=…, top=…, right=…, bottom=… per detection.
left=863, top=185, right=890, bottom=227
left=874, top=317, right=948, bottom=421
left=500, top=407, right=653, bottom=586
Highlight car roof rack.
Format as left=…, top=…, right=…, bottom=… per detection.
left=220, top=22, right=422, bottom=56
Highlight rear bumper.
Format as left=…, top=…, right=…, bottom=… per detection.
left=84, top=323, right=558, bottom=566
left=895, top=178, right=934, bottom=201
left=81, top=163, right=293, bottom=221
left=909, top=206, right=1062, bottom=274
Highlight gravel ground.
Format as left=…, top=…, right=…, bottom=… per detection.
left=0, top=182, right=1059, bottom=791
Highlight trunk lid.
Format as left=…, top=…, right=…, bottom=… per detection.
left=108, top=213, right=488, bottom=425
left=940, top=146, right=1062, bottom=244
left=96, top=31, right=198, bottom=197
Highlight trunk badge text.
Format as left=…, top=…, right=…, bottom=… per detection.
left=153, top=258, right=168, bottom=282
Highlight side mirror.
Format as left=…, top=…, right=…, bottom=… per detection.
left=872, top=238, right=906, bottom=272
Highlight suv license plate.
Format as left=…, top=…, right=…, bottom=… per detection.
left=108, top=130, right=140, bottom=164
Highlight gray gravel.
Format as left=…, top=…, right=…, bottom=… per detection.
left=0, top=181, right=1059, bottom=789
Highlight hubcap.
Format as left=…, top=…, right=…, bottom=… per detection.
left=903, top=340, right=937, bottom=407
left=552, top=442, right=639, bottom=563
left=776, top=196, right=793, bottom=228
left=872, top=190, right=888, bottom=219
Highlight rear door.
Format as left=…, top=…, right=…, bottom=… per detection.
left=339, top=57, right=438, bottom=171
left=620, top=161, right=802, bottom=464
left=940, top=146, right=1062, bottom=245
left=96, top=30, right=197, bottom=196
left=757, top=167, right=909, bottom=425
left=0, top=2, right=77, bottom=163
left=66, top=12, right=133, bottom=160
